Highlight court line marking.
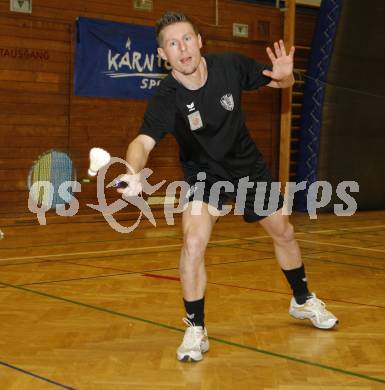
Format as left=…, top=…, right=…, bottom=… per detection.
left=0, top=231, right=182, bottom=251
left=214, top=230, right=385, bottom=252
left=2, top=237, right=380, bottom=276
left=296, top=239, right=385, bottom=253
left=0, top=234, right=282, bottom=262
left=2, top=226, right=385, bottom=262
left=0, top=255, right=276, bottom=289
left=1, top=235, right=344, bottom=270
left=329, top=224, right=385, bottom=231
left=0, top=361, right=75, bottom=390
left=211, top=234, right=385, bottom=270
left=302, top=256, right=385, bottom=271
left=143, top=273, right=385, bottom=309
left=2, top=221, right=384, bottom=255
left=1, top=250, right=384, bottom=308
left=296, top=224, right=385, bottom=235
left=1, top=231, right=384, bottom=304
left=220, top=229, right=385, bottom=254
left=0, top=279, right=384, bottom=385
left=305, top=224, right=385, bottom=233
left=1, top=222, right=384, bottom=252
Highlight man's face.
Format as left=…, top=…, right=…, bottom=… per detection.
left=157, top=22, right=202, bottom=76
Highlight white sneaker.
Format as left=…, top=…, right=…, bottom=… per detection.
left=176, top=318, right=209, bottom=362
left=289, top=293, right=339, bottom=329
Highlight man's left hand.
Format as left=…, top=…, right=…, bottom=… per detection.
left=263, top=40, right=295, bottom=82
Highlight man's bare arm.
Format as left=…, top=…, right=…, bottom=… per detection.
left=125, top=134, right=156, bottom=174
left=117, top=134, right=156, bottom=196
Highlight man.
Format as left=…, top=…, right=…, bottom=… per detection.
left=119, top=11, right=338, bottom=363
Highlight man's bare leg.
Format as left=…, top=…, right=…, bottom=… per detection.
left=180, top=201, right=218, bottom=302
left=259, top=208, right=338, bottom=329
left=177, top=201, right=218, bottom=362
left=258, top=208, right=301, bottom=270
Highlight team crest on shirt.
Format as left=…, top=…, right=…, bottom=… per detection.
left=220, top=93, right=234, bottom=111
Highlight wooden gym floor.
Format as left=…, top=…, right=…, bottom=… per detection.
left=0, top=210, right=384, bottom=389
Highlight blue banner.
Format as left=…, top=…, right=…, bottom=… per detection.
left=294, top=0, right=342, bottom=211
left=74, top=17, right=169, bottom=99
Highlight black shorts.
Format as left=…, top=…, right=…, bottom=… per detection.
left=183, top=160, right=284, bottom=222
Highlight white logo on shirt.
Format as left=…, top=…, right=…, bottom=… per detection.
left=186, top=102, right=195, bottom=112
left=220, top=93, right=234, bottom=111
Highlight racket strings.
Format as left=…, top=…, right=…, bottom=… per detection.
left=29, top=151, right=74, bottom=209
left=52, top=151, right=74, bottom=205
left=31, top=152, right=52, bottom=208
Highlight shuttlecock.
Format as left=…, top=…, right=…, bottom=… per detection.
left=88, top=147, right=111, bottom=176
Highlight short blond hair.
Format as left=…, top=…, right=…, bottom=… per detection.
left=156, top=11, right=199, bottom=46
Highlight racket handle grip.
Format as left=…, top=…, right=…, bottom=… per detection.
left=113, top=180, right=128, bottom=189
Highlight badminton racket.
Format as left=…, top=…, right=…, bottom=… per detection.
left=28, top=149, right=76, bottom=209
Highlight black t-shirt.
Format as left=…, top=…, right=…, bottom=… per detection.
left=139, top=52, right=272, bottom=180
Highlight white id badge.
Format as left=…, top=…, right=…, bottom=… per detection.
left=187, top=110, right=203, bottom=131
